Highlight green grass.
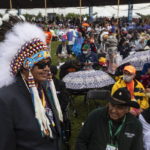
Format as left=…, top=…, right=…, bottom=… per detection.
left=51, top=41, right=108, bottom=150
left=51, top=41, right=61, bottom=66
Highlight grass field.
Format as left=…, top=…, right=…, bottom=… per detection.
left=51, top=41, right=108, bottom=150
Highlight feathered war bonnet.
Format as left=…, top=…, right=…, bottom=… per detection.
left=0, top=14, right=63, bottom=138
left=0, top=14, right=50, bottom=87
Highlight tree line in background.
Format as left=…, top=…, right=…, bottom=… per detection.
left=0, top=12, right=149, bottom=23
left=23, top=12, right=89, bottom=22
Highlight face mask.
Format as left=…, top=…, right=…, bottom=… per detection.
left=83, top=51, right=88, bottom=55
left=123, top=75, right=134, bottom=83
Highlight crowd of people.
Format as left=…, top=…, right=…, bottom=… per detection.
left=37, top=17, right=150, bottom=73
left=0, top=11, right=150, bottom=150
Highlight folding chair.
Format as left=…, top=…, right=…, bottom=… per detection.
left=86, top=89, right=110, bottom=112
left=67, top=89, right=88, bottom=117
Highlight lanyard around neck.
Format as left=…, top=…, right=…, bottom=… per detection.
left=109, top=115, right=126, bottom=138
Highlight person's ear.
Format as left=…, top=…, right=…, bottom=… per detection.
left=126, top=107, right=130, bottom=113
left=21, top=68, right=30, bottom=79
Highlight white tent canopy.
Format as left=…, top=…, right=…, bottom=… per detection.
left=0, top=3, right=149, bottom=17
left=96, top=4, right=149, bottom=17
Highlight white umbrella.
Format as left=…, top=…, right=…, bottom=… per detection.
left=63, top=70, right=115, bottom=90
left=121, top=50, right=150, bottom=71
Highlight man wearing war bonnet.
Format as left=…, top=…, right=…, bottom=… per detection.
left=0, top=14, right=63, bottom=150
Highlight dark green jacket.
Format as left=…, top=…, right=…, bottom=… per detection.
left=76, top=107, right=143, bottom=150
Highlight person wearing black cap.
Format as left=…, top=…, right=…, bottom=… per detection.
left=75, top=87, right=143, bottom=150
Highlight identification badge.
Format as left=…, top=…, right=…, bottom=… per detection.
left=106, top=144, right=118, bottom=150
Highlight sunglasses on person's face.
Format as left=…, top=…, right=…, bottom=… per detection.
left=35, top=60, right=51, bottom=69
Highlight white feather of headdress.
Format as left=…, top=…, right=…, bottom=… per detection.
left=0, top=22, right=46, bottom=88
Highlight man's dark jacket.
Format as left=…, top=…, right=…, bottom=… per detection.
left=76, top=107, right=143, bottom=150
left=53, top=77, right=69, bottom=112
left=0, top=75, right=62, bottom=150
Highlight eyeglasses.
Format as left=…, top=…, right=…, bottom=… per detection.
left=35, top=60, right=51, bottom=69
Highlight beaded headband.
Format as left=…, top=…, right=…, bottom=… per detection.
left=10, top=38, right=49, bottom=75
left=23, top=51, right=50, bottom=70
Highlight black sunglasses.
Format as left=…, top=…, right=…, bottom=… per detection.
left=35, top=60, right=51, bottom=69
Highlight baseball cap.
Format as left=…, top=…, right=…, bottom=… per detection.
left=110, top=88, right=140, bottom=108
left=124, top=65, right=136, bottom=74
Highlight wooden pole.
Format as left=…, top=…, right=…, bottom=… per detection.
left=117, top=0, right=120, bottom=40
left=117, top=0, right=120, bottom=25
left=44, top=0, right=47, bottom=23
left=10, top=0, right=12, bottom=9
left=80, top=0, right=82, bottom=23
